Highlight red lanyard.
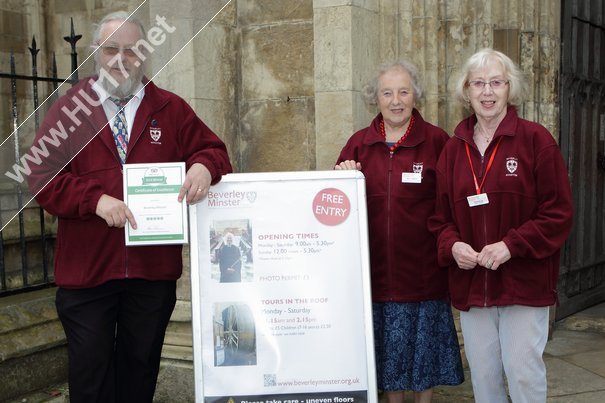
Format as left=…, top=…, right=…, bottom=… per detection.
left=465, top=137, right=502, bottom=195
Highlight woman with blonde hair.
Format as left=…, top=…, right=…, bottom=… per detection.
left=429, top=48, right=573, bottom=402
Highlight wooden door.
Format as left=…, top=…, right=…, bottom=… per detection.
left=558, top=0, right=605, bottom=319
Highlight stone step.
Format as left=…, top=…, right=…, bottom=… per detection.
left=0, top=288, right=67, bottom=402
left=1, top=383, right=68, bottom=403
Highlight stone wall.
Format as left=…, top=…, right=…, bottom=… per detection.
left=0, top=0, right=561, bottom=171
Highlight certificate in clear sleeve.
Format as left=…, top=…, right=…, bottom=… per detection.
left=123, top=162, right=188, bottom=246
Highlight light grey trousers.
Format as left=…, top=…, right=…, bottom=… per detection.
left=460, top=305, right=549, bottom=403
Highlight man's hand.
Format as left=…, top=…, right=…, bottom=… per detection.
left=178, top=163, right=212, bottom=204
left=96, top=194, right=137, bottom=229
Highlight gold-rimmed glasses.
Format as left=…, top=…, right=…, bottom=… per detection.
left=467, top=79, right=509, bottom=90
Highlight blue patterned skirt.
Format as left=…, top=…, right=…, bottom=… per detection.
left=373, top=299, right=464, bottom=391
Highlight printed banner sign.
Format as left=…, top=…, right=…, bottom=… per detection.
left=190, top=170, right=377, bottom=403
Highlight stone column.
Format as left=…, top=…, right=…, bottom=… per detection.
left=145, top=1, right=237, bottom=401
left=313, top=0, right=379, bottom=170
left=238, top=0, right=315, bottom=172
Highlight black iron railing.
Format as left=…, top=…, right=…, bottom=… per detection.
left=0, top=19, right=81, bottom=296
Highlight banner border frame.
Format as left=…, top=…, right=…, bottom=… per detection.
left=189, top=170, right=377, bottom=403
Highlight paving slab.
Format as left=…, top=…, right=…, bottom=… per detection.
left=545, top=356, right=605, bottom=397
left=563, top=349, right=605, bottom=378
left=547, top=390, right=605, bottom=403
left=545, top=329, right=605, bottom=357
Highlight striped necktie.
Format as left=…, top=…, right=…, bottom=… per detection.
left=110, top=96, right=133, bottom=164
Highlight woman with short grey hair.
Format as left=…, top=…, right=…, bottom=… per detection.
left=336, top=60, right=464, bottom=403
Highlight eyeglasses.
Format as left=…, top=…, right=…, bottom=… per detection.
left=467, top=79, right=509, bottom=90
left=96, top=44, right=140, bottom=58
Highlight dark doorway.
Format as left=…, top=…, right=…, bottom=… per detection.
left=559, top=0, right=605, bottom=319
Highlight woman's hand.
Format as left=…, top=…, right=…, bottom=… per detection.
left=335, top=160, right=362, bottom=170
left=478, top=241, right=511, bottom=270
left=452, top=241, right=479, bottom=270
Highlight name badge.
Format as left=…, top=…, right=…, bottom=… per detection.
left=402, top=172, right=422, bottom=183
left=467, top=193, right=489, bottom=207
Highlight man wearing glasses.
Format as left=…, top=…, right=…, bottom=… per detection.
left=29, top=11, right=232, bottom=403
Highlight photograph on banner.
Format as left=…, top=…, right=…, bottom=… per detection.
left=210, top=219, right=253, bottom=282
left=212, top=301, right=257, bottom=367
left=190, top=171, right=376, bottom=403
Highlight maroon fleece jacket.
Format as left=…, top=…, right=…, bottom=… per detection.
left=429, top=106, right=573, bottom=311
left=337, top=109, right=450, bottom=302
left=29, top=77, right=232, bottom=288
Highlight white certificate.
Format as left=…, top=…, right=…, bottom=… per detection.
left=123, top=162, right=188, bottom=246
